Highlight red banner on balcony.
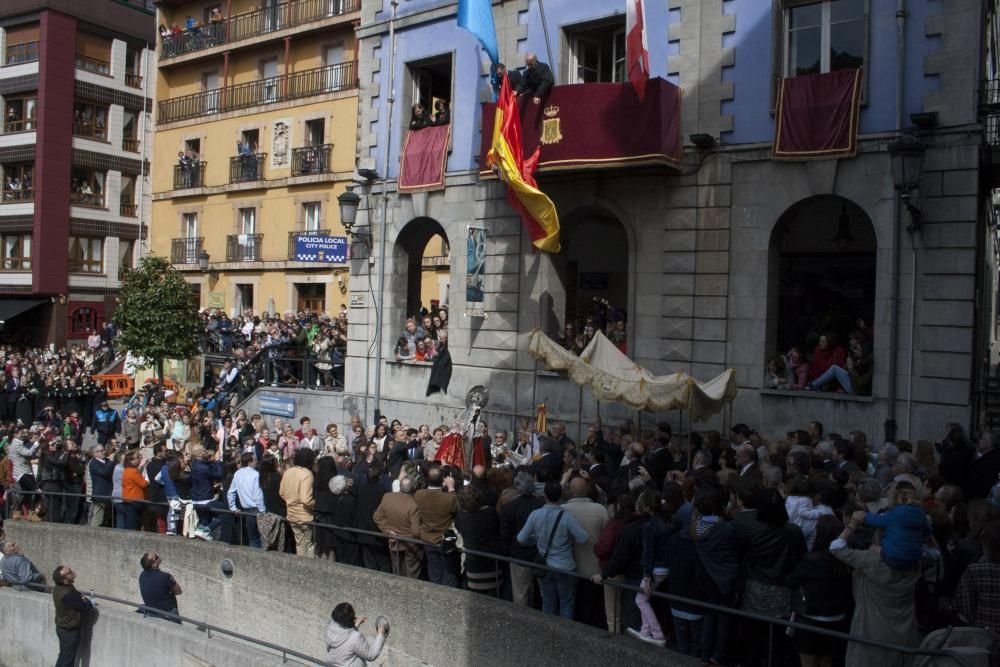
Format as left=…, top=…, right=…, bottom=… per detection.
left=772, top=69, right=862, bottom=161
left=399, top=124, right=451, bottom=193
left=478, top=77, right=682, bottom=176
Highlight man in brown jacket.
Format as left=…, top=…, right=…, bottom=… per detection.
left=414, top=466, right=459, bottom=587
left=279, top=448, right=316, bottom=557
left=373, top=476, right=423, bottom=578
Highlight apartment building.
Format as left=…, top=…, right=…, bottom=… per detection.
left=150, top=0, right=360, bottom=316
left=0, top=0, right=155, bottom=344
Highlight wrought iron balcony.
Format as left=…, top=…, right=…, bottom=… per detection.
left=125, top=73, right=143, bottom=88
left=288, top=229, right=330, bottom=260
left=122, top=138, right=139, bottom=152
left=158, top=0, right=360, bottom=60
left=158, top=61, right=356, bottom=123
left=291, top=144, right=333, bottom=176
left=227, top=234, right=263, bottom=262
left=171, top=237, right=203, bottom=264
left=229, top=153, right=267, bottom=183
left=173, top=162, right=206, bottom=189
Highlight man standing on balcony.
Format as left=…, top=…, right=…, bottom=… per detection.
left=515, top=53, right=554, bottom=105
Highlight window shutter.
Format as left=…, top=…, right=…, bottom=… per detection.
left=5, top=24, right=39, bottom=46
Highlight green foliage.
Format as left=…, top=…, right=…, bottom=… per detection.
left=113, top=255, right=200, bottom=374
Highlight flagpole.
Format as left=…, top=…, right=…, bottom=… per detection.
left=536, top=0, right=556, bottom=80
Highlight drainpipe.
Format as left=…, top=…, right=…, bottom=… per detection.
left=372, top=0, right=398, bottom=423
left=137, top=43, right=149, bottom=258
left=885, top=0, right=906, bottom=445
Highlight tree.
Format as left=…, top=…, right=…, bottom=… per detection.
left=113, top=255, right=200, bottom=380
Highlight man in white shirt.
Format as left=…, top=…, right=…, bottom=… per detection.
left=227, top=453, right=265, bottom=548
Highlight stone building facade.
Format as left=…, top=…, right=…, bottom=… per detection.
left=330, top=0, right=993, bottom=444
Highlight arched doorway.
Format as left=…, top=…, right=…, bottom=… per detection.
left=394, top=217, right=450, bottom=319
left=551, top=209, right=630, bottom=352
left=767, top=195, right=877, bottom=374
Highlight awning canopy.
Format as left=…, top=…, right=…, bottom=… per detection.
left=0, top=299, right=46, bottom=324
left=527, top=329, right=736, bottom=422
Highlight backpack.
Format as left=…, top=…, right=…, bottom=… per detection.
left=913, top=626, right=1000, bottom=667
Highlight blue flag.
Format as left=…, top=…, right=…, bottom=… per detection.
left=457, top=0, right=499, bottom=65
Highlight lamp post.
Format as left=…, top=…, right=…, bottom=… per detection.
left=889, top=134, right=927, bottom=231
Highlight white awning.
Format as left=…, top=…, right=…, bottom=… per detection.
left=527, top=329, right=736, bottom=421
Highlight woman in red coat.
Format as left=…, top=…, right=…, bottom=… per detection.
left=809, top=333, right=846, bottom=386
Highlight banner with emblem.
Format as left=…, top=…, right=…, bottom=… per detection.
left=466, top=226, right=487, bottom=318
left=479, top=77, right=682, bottom=175
left=293, top=235, right=348, bottom=263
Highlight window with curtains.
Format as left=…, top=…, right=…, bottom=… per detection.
left=303, top=202, right=321, bottom=232
left=773, top=0, right=868, bottom=103
left=1, top=234, right=31, bottom=270
left=3, top=95, right=37, bottom=132
left=68, top=237, right=104, bottom=273
left=70, top=168, right=106, bottom=207
left=69, top=304, right=103, bottom=335
left=73, top=101, right=109, bottom=139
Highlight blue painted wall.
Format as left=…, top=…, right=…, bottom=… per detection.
left=370, top=0, right=947, bottom=176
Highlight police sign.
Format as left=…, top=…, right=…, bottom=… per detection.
left=293, top=235, right=348, bottom=263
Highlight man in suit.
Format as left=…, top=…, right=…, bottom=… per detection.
left=967, top=431, right=1000, bottom=500
left=833, top=439, right=860, bottom=474
left=386, top=427, right=411, bottom=479
left=531, top=437, right=563, bottom=483
left=735, top=443, right=763, bottom=483
left=515, top=52, right=554, bottom=104
left=372, top=476, right=423, bottom=579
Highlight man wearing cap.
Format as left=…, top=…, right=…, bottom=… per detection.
left=94, top=400, right=120, bottom=446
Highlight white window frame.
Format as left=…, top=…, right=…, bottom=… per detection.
left=183, top=212, right=199, bottom=239
left=570, top=26, right=627, bottom=84
left=303, top=202, right=321, bottom=232
left=782, top=0, right=866, bottom=78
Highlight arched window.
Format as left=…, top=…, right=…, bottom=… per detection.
left=550, top=209, right=630, bottom=355
left=393, top=217, right=449, bottom=318
left=766, top=195, right=876, bottom=391
left=68, top=303, right=104, bottom=336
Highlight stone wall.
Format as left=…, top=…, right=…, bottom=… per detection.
left=5, top=522, right=676, bottom=667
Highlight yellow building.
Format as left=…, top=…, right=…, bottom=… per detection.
left=150, top=0, right=359, bottom=316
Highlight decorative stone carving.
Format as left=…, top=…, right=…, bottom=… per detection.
left=272, top=119, right=291, bottom=168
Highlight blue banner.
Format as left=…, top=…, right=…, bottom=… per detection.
left=259, top=392, right=296, bottom=418
left=293, top=235, right=348, bottom=263
left=466, top=227, right=486, bottom=318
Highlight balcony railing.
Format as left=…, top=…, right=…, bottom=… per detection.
left=3, top=119, right=35, bottom=133
left=229, top=153, right=267, bottom=183
left=227, top=234, right=263, bottom=262
left=122, top=138, right=139, bottom=152
left=0, top=257, right=31, bottom=270
left=120, top=202, right=137, bottom=217
left=173, top=162, right=207, bottom=189
left=5, top=42, right=39, bottom=66
left=75, top=54, right=110, bottom=75
left=158, top=61, right=356, bottom=123
left=171, top=237, right=203, bottom=264
left=70, top=191, right=105, bottom=208
left=125, top=73, right=143, bottom=88
left=2, top=187, right=33, bottom=203
left=291, top=144, right=333, bottom=176
left=288, top=229, right=330, bottom=259
left=159, top=0, right=360, bottom=60
left=73, top=122, right=107, bottom=140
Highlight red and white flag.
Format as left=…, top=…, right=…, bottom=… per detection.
left=626, top=0, right=650, bottom=101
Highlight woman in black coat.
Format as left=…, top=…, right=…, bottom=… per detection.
left=330, top=475, right=360, bottom=566
left=454, top=485, right=502, bottom=595
left=785, top=515, right=852, bottom=667
left=313, top=456, right=338, bottom=560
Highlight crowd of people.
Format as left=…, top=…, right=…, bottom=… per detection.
left=556, top=298, right=628, bottom=355
left=393, top=306, right=449, bottom=362
left=3, top=378, right=999, bottom=665
left=158, top=10, right=226, bottom=55
left=175, top=148, right=203, bottom=188
left=767, top=320, right=875, bottom=396
left=3, top=170, right=33, bottom=201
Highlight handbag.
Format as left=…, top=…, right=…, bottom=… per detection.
left=530, top=510, right=564, bottom=578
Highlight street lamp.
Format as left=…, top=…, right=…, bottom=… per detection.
left=338, top=188, right=371, bottom=248
left=197, top=249, right=217, bottom=280
left=889, top=134, right=927, bottom=231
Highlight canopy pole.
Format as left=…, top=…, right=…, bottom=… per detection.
left=577, top=384, right=584, bottom=445
left=531, top=358, right=539, bottom=432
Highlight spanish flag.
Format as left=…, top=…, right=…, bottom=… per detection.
left=486, top=77, right=561, bottom=253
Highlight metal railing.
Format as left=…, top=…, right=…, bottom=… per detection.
left=229, top=153, right=267, bottom=183
left=119, top=202, right=137, bottom=218
left=2, top=187, right=33, bottom=202
left=159, top=0, right=360, bottom=60
left=70, top=191, right=105, bottom=208
left=158, top=61, right=357, bottom=123
left=173, top=162, right=206, bottom=189
left=14, top=581, right=325, bottom=666
left=122, top=138, right=140, bottom=153
left=73, top=122, right=107, bottom=140
left=0, top=257, right=31, bottom=270
left=291, top=144, right=333, bottom=176
left=287, top=229, right=330, bottom=259
left=3, top=489, right=979, bottom=667
left=3, top=119, right=35, bottom=132
left=172, top=237, right=204, bottom=264
left=226, top=234, right=263, bottom=262
left=5, top=42, right=39, bottom=66
left=125, top=72, right=143, bottom=88
left=75, top=54, right=110, bottom=75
